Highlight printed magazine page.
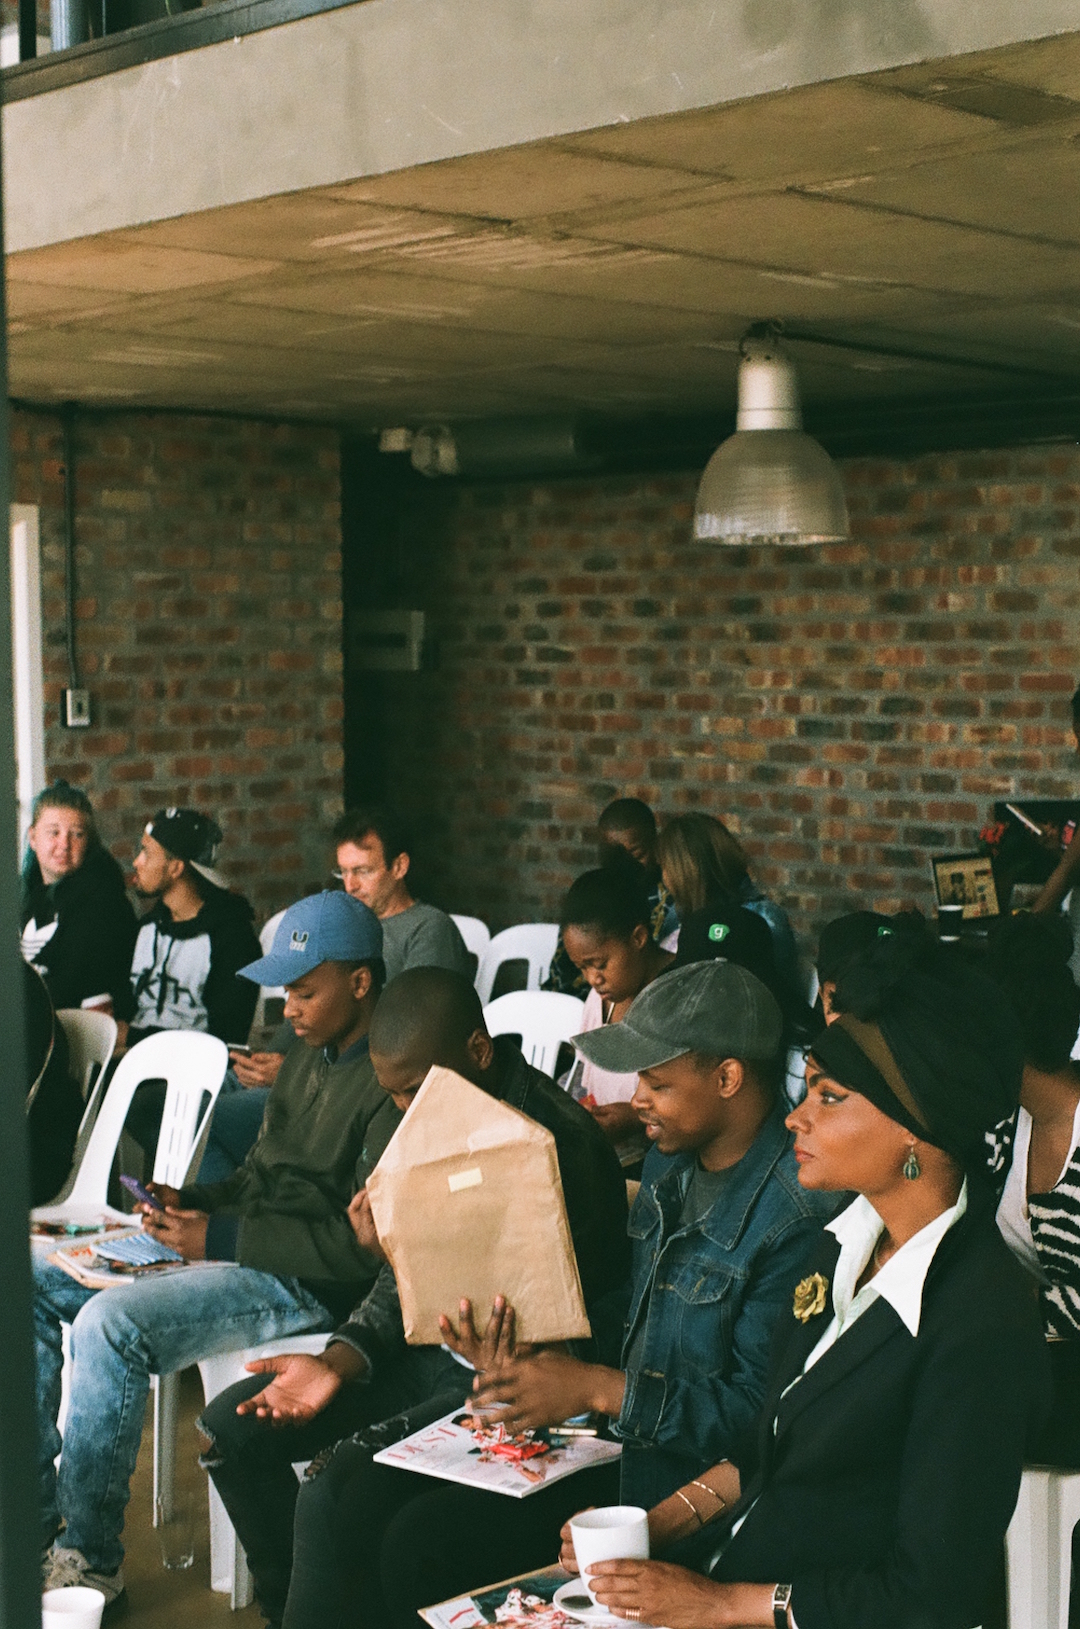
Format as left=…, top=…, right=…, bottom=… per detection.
left=373, top=1406, right=621, bottom=1499
left=420, top=1565, right=625, bottom=1629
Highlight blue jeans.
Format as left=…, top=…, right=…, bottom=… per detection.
left=33, top=1250, right=333, bottom=1574
left=196, top=1085, right=270, bottom=1184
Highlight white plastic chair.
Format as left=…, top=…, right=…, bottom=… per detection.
left=33, top=1033, right=229, bottom=1536
left=1006, top=1465, right=1080, bottom=1629
left=1003, top=1466, right=1080, bottom=1629
left=198, top=1333, right=331, bottom=1607
left=58, top=1008, right=118, bottom=1104
left=483, top=991, right=585, bottom=1078
left=249, top=908, right=287, bottom=1041
left=475, top=923, right=560, bottom=1005
left=33, top=1029, right=228, bottom=1230
left=450, top=914, right=491, bottom=965
left=49, top=1010, right=119, bottom=1205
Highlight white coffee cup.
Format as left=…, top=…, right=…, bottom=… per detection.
left=570, top=1505, right=650, bottom=1606
left=42, top=1587, right=106, bottom=1629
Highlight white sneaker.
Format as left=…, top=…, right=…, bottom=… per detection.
left=43, top=1546, right=126, bottom=1610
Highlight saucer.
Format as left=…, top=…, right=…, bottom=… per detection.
left=552, top=1580, right=624, bottom=1623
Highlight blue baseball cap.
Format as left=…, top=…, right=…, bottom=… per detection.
left=239, top=891, right=383, bottom=986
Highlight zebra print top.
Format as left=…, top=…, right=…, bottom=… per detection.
left=986, top=1113, right=1080, bottom=1340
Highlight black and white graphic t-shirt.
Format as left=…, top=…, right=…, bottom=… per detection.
left=130, top=885, right=261, bottom=1044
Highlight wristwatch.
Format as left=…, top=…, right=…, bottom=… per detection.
left=771, top=1583, right=793, bottom=1627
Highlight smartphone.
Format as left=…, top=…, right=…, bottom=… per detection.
left=119, top=1173, right=166, bottom=1211
left=229, top=1044, right=253, bottom=1056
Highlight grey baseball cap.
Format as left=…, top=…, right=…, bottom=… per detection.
left=573, top=959, right=783, bottom=1074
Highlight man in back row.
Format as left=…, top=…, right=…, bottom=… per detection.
left=331, top=807, right=472, bottom=982
left=226, top=806, right=474, bottom=1117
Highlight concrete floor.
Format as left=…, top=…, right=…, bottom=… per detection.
left=122, top=1368, right=263, bottom=1629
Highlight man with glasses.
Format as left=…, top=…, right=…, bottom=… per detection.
left=229, top=807, right=472, bottom=1103
left=331, top=807, right=472, bottom=983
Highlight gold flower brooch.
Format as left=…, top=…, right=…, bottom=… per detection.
left=793, top=1273, right=829, bottom=1323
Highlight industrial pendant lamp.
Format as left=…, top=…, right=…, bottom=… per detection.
left=693, top=325, right=849, bottom=546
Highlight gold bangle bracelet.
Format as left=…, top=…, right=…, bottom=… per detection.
left=690, top=1478, right=727, bottom=1510
left=672, top=1489, right=703, bottom=1528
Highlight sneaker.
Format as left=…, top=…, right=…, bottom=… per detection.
left=43, top=1546, right=126, bottom=1613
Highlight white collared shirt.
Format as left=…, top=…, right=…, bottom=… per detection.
left=775, top=1182, right=969, bottom=1629
left=800, top=1178, right=969, bottom=1376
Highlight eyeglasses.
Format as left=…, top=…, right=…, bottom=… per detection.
left=333, top=867, right=381, bottom=882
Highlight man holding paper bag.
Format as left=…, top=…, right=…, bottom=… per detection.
left=200, top=968, right=630, bottom=1628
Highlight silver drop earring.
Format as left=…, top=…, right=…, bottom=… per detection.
left=903, top=1142, right=922, bottom=1181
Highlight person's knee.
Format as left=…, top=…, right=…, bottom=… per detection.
left=198, top=1376, right=277, bottom=1468
left=70, top=1280, right=160, bottom=1373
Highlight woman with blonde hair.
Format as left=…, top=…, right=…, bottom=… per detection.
left=657, top=813, right=799, bottom=1006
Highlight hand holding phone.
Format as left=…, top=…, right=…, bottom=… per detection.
left=120, top=1173, right=166, bottom=1211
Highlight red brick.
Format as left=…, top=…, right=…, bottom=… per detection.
left=15, top=406, right=343, bottom=922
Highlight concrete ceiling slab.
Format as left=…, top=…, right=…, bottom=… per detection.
left=557, top=79, right=1004, bottom=184
left=7, top=238, right=280, bottom=294
left=328, top=144, right=710, bottom=219
left=802, top=138, right=1080, bottom=244
left=8, top=28, right=1080, bottom=430
left=578, top=187, right=1080, bottom=298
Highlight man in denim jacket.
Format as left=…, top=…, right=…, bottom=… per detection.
left=473, top=959, right=839, bottom=1509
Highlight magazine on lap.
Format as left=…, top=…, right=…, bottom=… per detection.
left=373, top=1404, right=620, bottom=1499
left=420, top=1565, right=625, bottom=1629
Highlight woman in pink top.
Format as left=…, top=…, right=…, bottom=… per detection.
left=561, top=865, right=675, bottom=1165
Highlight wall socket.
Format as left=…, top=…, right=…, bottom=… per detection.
left=61, top=688, right=91, bottom=728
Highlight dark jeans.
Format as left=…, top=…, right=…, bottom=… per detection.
left=288, top=1433, right=620, bottom=1629
left=198, top=1348, right=474, bottom=1627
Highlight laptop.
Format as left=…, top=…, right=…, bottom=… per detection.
left=930, top=852, right=1000, bottom=921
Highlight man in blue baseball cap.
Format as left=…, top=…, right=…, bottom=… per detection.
left=37, top=892, right=391, bottom=1610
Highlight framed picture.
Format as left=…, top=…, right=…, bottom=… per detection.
left=931, top=852, right=1000, bottom=920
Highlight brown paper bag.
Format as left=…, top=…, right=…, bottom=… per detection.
left=365, top=1066, right=591, bottom=1346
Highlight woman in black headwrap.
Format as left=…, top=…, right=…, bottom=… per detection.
left=560, top=934, right=1048, bottom=1629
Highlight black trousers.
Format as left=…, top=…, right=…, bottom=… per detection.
left=198, top=1349, right=473, bottom=1627
left=286, top=1434, right=620, bottom=1629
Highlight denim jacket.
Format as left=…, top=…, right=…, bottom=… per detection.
left=615, top=1103, right=839, bottom=1509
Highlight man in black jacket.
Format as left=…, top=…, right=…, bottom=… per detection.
left=124, top=807, right=262, bottom=1156
left=21, top=782, right=137, bottom=1020
left=127, top=808, right=261, bottom=1046
left=199, top=967, right=630, bottom=1627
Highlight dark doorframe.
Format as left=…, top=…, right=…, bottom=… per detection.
left=0, top=116, right=45, bottom=1629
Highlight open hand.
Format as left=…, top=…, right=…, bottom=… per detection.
left=235, top=1353, right=344, bottom=1424
left=438, top=1296, right=525, bottom=1373
left=142, top=1205, right=209, bottom=1261
left=347, top=1188, right=388, bottom=1263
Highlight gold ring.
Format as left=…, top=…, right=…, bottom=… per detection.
left=621, top=1612, right=642, bottom=1622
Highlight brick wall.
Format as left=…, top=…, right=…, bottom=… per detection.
left=354, top=444, right=1080, bottom=958
left=13, top=407, right=343, bottom=923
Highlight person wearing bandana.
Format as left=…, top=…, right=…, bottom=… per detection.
left=561, top=931, right=1048, bottom=1629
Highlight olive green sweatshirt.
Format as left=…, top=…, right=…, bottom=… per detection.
left=181, top=1034, right=385, bottom=1318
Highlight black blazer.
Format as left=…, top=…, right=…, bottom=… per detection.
left=698, top=1194, right=1049, bottom=1629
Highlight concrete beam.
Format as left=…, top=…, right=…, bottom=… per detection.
left=5, top=0, right=1080, bottom=252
